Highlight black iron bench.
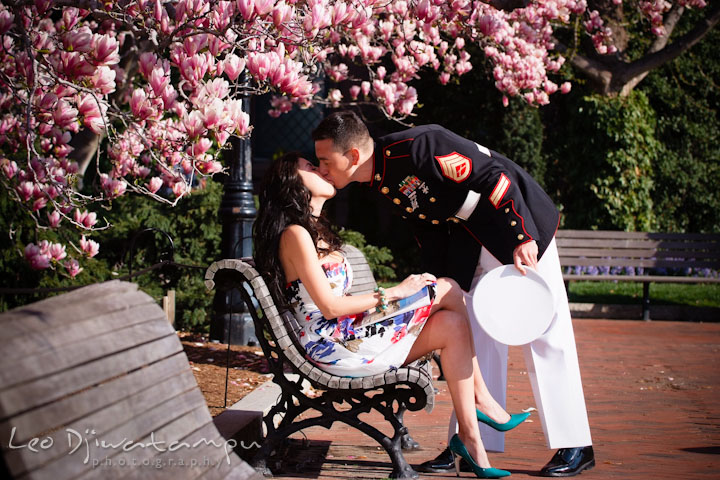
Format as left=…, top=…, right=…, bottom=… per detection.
left=556, top=230, right=720, bottom=320
left=204, top=245, right=435, bottom=479
left=0, top=280, right=260, bottom=480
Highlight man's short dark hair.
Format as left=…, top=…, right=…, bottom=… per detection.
left=312, top=111, right=371, bottom=152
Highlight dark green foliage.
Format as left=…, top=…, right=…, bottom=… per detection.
left=95, top=178, right=224, bottom=331
left=0, top=185, right=112, bottom=310
left=494, top=98, right=546, bottom=187
left=337, top=228, right=396, bottom=281
left=544, top=91, right=659, bottom=230
left=0, top=179, right=223, bottom=332
left=640, top=27, right=720, bottom=233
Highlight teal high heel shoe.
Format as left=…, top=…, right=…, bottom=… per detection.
left=448, top=434, right=511, bottom=478
left=476, top=409, right=530, bottom=432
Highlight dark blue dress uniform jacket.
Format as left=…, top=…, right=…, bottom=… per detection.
left=371, top=124, right=560, bottom=291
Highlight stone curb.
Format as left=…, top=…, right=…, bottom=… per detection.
left=213, top=374, right=311, bottom=458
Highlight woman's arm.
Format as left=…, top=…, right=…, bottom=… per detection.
left=280, top=225, right=433, bottom=319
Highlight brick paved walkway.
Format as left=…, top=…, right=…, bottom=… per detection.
left=267, top=319, right=720, bottom=479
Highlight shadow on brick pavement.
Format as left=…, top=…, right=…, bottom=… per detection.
left=263, top=319, right=720, bottom=479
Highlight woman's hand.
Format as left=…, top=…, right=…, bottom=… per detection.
left=386, top=273, right=436, bottom=301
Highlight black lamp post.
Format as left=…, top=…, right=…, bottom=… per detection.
left=209, top=89, right=257, bottom=345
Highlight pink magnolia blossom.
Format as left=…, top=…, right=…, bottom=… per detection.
left=17, top=181, right=34, bottom=201
left=64, top=258, right=83, bottom=277
left=32, top=197, right=48, bottom=211
left=62, top=7, right=82, bottom=31
left=183, top=110, right=206, bottom=138
left=100, top=173, right=127, bottom=199
left=188, top=137, right=213, bottom=157
left=80, top=235, right=100, bottom=257
left=0, top=10, right=14, bottom=35
left=53, top=99, right=79, bottom=132
left=49, top=243, right=67, bottom=261
left=74, top=209, right=97, bottom=229
left=138, top=52, right=158, bottom=79
left=237, top=0, right=257, bottom=21
left=272, top=1, right=293, bottom=27
left=130, top=88, right=155, bottom=120
left=349, top=85, right=361, bottom=100
left=25, top=243, right=51, bottom=270
left=62, top=31, right=93, bottom=53
left=148, top=176, right=164, bottom=193
left=58, top=51, right=96, bottom=78
left=223, top=54, right=246, bottom=81
left=91, top=34, right=120, bottom=66
left=197, top=159, right=223, bottom=174
left=149, top=67, right=170, bottom=96
left=172, top=180, right=188, bottom=198
left=47, top=210, right=61, bottom=228
left=90, top=66, right=116, bottom=95
left=77, top=93, right=108, bottom=134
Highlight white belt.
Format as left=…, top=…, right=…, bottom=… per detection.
left=455, top=190, right=481, bottom=221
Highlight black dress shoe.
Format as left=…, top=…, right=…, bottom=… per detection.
left=416, top=447, right=471, bottom=473
left=539, top=446, right=595, bottom=477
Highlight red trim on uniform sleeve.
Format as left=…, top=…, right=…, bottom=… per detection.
left=504, top=199, right=534, bottom=242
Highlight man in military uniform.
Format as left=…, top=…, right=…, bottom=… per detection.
left=312, top=111, right=594, bottom=477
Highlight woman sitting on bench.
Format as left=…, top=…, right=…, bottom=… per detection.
left=254, top=152, right=528, bottom=479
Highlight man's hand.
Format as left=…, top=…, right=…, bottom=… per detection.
left=513, top=240, right=538, bottom=275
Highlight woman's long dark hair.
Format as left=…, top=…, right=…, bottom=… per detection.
left=253, top=152, right=342, bottom=307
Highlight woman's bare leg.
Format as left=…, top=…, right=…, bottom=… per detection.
left=404, top=309, right=491, bottom=468
left=431, top=278, right=511, bottom=423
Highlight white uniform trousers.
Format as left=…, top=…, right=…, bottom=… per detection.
left=448, top=238, right=592, bottom=451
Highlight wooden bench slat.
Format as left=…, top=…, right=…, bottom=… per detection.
left=0, top=315, right=176, bottom=390
left=559, top=248, right=720, bottom=261
left=5, top=369, right=203, bottom=476
left=74, top=406, right=213, bottom=480
left=0, top=283, right=155, bottom=341
left=11, top=385, right=208, bottom=480
left=0, top=303, right=168, bottom=368
left=562, top=274, right=720, bottom=283
left=561, top=258, right=720, bottom=269
left=119, top=421, right=252, bottom=480
left=1, top=352, right=191, bottom=444
left=0, top=334, right=183, bottom=421
left=557, top=230, right=720, bottom=241
left=556, top=238, right=720, bottom=251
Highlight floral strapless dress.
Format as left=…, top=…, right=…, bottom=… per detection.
left=286, top=256, right=434, bottom=377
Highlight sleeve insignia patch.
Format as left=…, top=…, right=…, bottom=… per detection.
left=489, top=173, right=511, bottom=208
left=435, top=152, right=471, bottom=183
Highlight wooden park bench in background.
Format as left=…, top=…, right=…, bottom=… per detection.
left=204, top=245, right=435, bottom=479
left=0, top=281, right=260, bottom=480
left=556, top=230, right=720, bottom=320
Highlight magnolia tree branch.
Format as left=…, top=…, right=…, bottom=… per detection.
left=555, top=1, right=718, bottom=95
left=618, top=1, right=720, bottom=94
